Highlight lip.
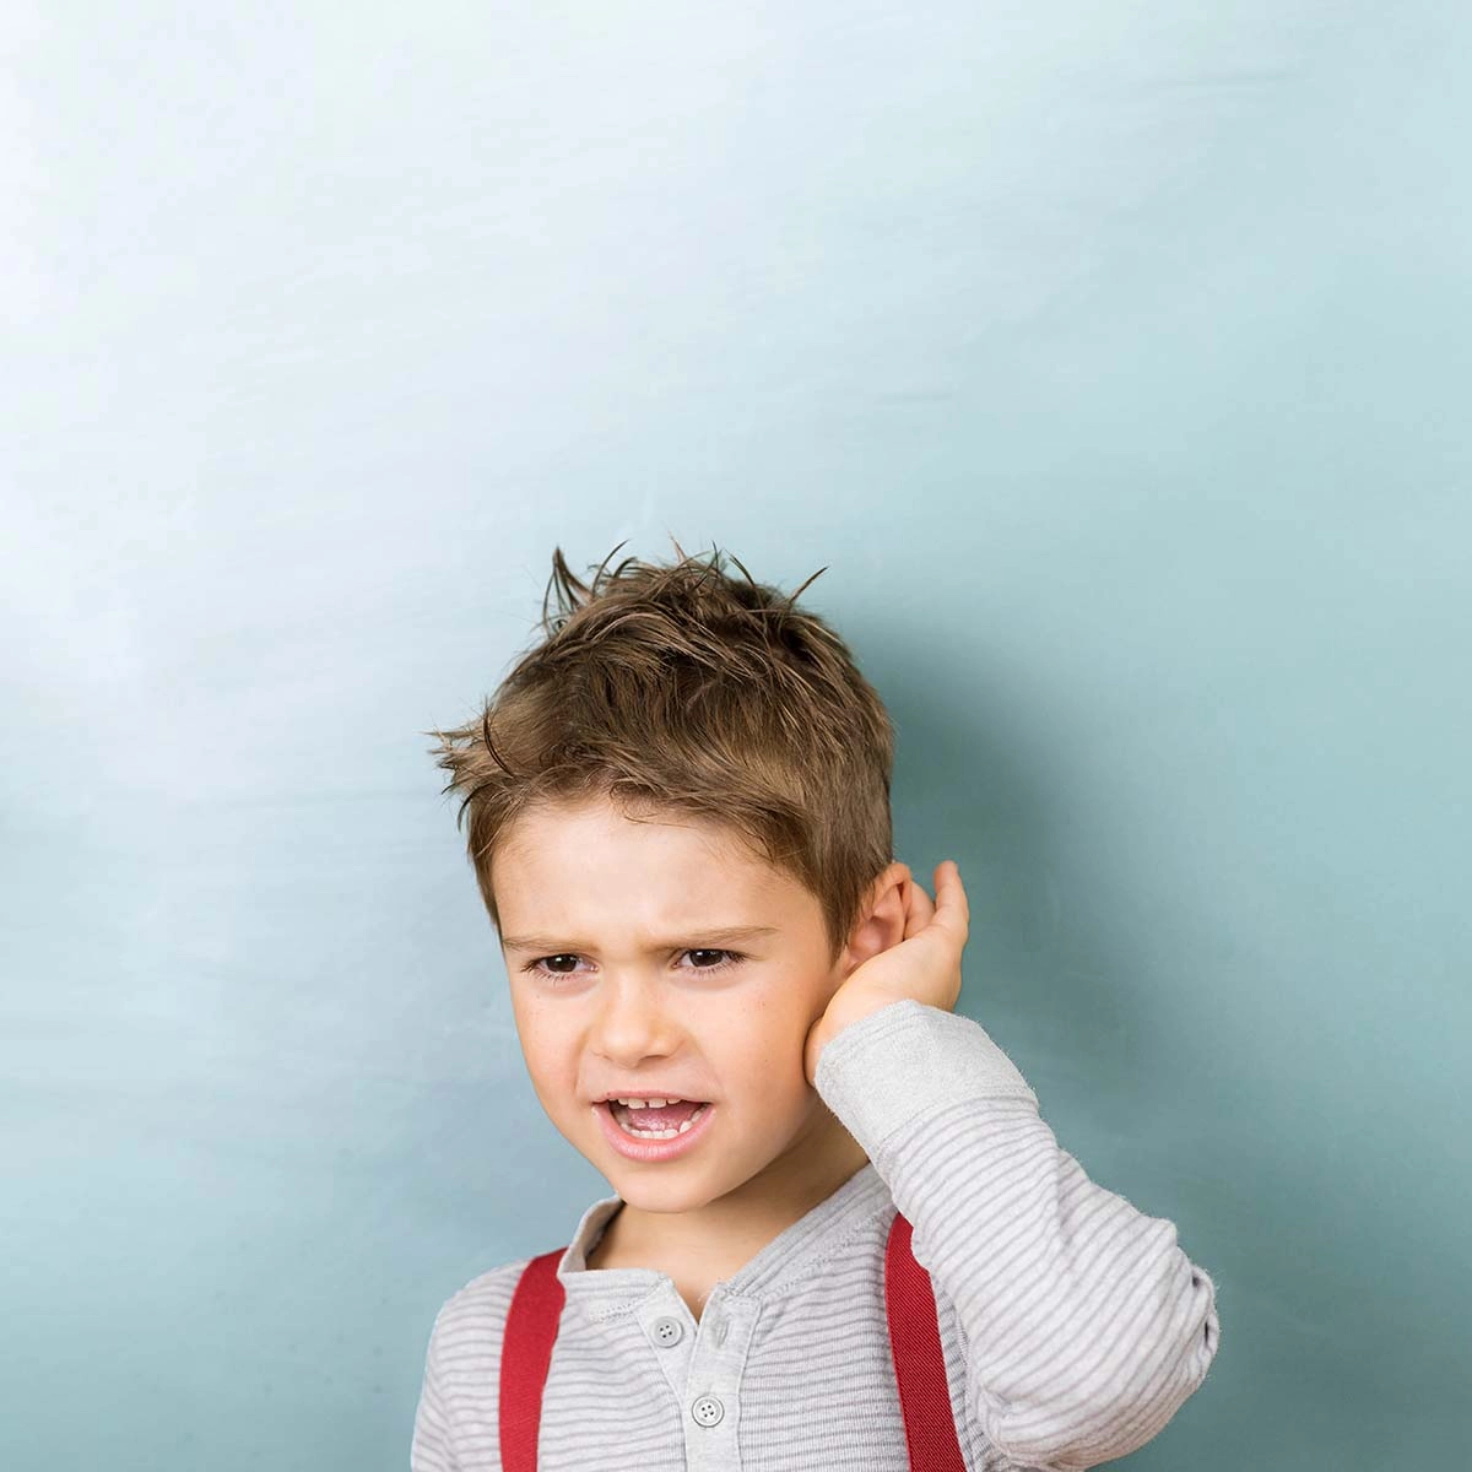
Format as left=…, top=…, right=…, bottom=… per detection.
left=593, top=1099, right=717, bottom=1163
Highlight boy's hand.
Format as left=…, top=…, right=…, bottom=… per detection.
left=803, top=860, right=969, bottom=1086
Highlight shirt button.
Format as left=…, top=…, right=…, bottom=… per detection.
left=651, top=1315, right=684, bottom=1347
left=691, top=1393, right=725, bottom=1428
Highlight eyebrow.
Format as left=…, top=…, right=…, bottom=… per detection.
left=499, top=924, right=781, bottom=954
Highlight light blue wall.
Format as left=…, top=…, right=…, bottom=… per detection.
left=5, top=3, right=1469, bottom=1467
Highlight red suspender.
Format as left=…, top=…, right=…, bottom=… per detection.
left=884, top=1211, right=968, bottom=1471
left=499, top=1248, right=566, bottom=1472
left=500, top=1213, right=964, bottom=1471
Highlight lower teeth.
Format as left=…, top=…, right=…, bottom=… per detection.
left=616, top=1103, right=710, bottom=1139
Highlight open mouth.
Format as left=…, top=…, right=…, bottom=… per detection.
left=605, top=1099, right=712, bottom=1140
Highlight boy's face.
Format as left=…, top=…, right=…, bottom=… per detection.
left=493, top=794, right=884, bottom=1229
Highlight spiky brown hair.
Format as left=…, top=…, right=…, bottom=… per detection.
left=426, top=538, right=895, bottom=965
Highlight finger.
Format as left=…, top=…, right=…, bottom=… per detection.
left=903, top=876, right=935, bottom=940
left=932, top=860, right=969, bottom=938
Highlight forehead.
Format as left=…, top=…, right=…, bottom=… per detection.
left=494, top=796, right=807, bottom=939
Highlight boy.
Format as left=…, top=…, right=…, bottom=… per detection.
left=412, top=541, right=1220, bottom=1471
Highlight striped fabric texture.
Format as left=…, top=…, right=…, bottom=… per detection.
left=412, top=998, right=1221, bottom=1471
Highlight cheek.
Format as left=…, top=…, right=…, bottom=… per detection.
left=720, top=1001, right=816, bottom=1089
left=516, top=1026, right=578, bottom=1096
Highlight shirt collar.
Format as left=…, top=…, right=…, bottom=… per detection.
left=556, top=1161, right=891, bottom=1307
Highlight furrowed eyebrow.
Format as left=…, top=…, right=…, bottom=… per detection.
left=500, top=924, right=781, bottom=954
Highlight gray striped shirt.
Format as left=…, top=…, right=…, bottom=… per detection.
left=411, top=998, right=1221, bottom=1470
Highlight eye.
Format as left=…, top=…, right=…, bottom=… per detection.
left=520, top=949, right=745, bottom=980
left=684, top=949, right=742, bottom=972
left=523, top=954, right=583, bottom=977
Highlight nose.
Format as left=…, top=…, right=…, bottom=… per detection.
left=589, top=970, right=682, bottom=1063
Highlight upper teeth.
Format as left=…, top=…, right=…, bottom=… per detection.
left=614, top=1097, right=681, bottom=1108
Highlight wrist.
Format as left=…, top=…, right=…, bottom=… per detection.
left=806, top=990, right=909, bottom=1084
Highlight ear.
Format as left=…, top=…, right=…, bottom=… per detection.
left=840, top=861, right=912, bottom=977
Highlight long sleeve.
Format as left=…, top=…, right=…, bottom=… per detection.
left=814, top=998, right=1220, bottom=1472
left=410, top=1306, right=462, bottom=1472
